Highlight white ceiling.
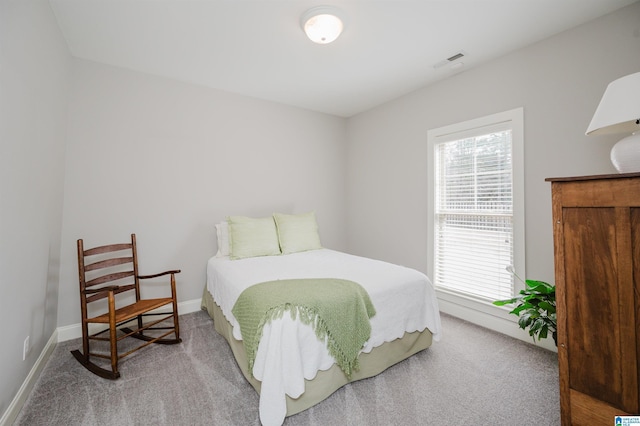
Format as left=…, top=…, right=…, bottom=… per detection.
left=49, top=0, right=637, bottom=117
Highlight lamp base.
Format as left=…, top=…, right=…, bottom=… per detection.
left=611, top=132, right=640, bottom=173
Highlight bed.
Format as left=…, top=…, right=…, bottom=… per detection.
left=201, top=214, right=441, bottom=426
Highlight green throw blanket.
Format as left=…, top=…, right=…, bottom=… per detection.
left=231, top=278, right=376, bottom=378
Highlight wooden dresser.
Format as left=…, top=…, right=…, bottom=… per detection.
left=547, top=173, right=640, bottom=425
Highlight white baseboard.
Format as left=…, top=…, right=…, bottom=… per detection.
left=438, top=297, right=557, bottom=353
left=0, top=329, right=58, bottom=426
left=0, top=297, right=203, bottom=426
left=57, top=297, right=203, bottom=342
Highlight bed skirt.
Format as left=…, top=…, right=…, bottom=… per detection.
left=201, top=287, right=433, bottom=417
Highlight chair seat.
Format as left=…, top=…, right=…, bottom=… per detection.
left=88, top=297, right=174, bottom=324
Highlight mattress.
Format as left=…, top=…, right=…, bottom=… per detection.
left=204, top=248, right=441, bottom=425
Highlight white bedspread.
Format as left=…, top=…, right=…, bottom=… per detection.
left=206, top=249, right=441, bottom=426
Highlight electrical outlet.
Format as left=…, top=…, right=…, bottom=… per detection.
left=23, top=336, right=30, bottom=360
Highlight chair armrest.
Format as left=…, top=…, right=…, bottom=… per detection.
left=85, top=285, right=119, bottom=294
left=138, top=270, right=181, bottom=280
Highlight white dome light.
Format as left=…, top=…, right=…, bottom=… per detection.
left=301, top=6, right=345, bottom=44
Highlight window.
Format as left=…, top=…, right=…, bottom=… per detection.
left=427, top=108, right=524, bottom=306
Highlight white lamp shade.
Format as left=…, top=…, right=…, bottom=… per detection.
left=301, top=7, right=345, bottom=44
left=586, top=71, right=640, bottom=136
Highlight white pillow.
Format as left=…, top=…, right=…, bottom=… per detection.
left=215, top=221, right=230, bottom=257
left=273, top=211, right=322, bottom=254
left=227, top=215, right=281, bottom=260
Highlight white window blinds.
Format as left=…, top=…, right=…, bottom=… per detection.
left=433, top=127, right=514, bottom=301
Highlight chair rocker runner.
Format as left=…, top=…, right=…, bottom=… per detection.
left=71, top=233, right=181, bottom=379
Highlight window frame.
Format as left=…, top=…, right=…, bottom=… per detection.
left=427, top=108, right=525, bottom=315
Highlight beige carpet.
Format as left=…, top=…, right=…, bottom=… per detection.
left=14, top=310, right=560, bottom=425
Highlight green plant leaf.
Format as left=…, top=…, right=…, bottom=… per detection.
left=525, top=280, right=554, bottom=292
left=510, top=304, right=530, bottom=315
left=518, top=313, right=534, bottom=329
left=493, top=298, right=519, bottom=306
left=494, top=276, right=556, bottom=346
left=538, top=301, right=556, bottom=313
left=529, top=318, right=543, bottom=332
left=539, top=324, right=548, bottom=340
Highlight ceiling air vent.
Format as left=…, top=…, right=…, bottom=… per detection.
left=433, top=51, right=467, bottom=69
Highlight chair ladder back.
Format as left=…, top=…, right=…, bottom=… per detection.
left=85, top=256, right=134, bottom=273
left=78, top=238, right=138, bottom=303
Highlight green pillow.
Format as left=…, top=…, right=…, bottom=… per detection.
left=274, top=212, right=322, bottom=254
left=227, top=215, right=281, bottom=260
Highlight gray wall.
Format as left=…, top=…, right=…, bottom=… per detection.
left=0, top=0, right=71, bottom=417
left=346, top=3, right=640, bottom=294
left=2, top=0, right=639, bottom=419
left=56, top=59, right=348, bottom=327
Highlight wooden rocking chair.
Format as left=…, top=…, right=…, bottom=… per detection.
left=71, top=233, right=181, bottom=379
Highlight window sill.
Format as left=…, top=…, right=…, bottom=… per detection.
left=436, top=288, right=557, bottom=352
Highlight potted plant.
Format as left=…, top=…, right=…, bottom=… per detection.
left=494, top=266, right=557, bottom=346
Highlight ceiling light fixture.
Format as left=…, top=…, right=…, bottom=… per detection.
left=301, top=6, right=345, bottom=44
